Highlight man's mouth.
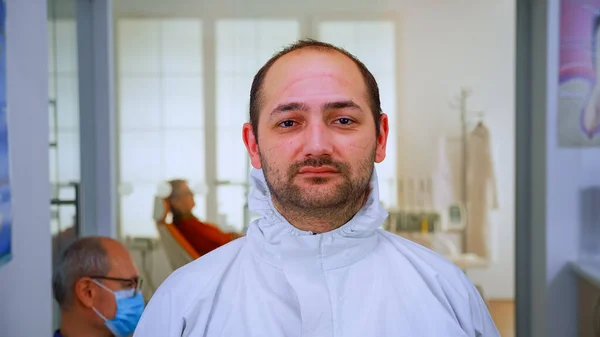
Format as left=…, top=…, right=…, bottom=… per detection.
left=297, top=166, right=339, bottom=174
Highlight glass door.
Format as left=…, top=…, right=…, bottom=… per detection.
left=48, top=0, right=80, bottom=329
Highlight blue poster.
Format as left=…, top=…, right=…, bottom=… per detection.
left=0, top=0, right=11, bottom=268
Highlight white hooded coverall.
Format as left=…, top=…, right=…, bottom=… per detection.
left=133, top=169, right=499, bottom=337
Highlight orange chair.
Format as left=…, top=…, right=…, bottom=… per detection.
left=156, top=221, right=200, bottom=270
left=165, top=223, right=200, bottom=260
left=152, top=195, right=198, bottom=269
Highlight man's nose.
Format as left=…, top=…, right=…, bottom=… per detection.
left=302, top=121, right=334, bottom=157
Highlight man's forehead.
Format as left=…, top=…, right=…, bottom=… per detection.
left=107, top=256, right=138, bottom=279
left=266, top=50, right=362, bottom=84
left=261, top=49, right=366, bottom=102
left=103, top=240, right=138, bottom=276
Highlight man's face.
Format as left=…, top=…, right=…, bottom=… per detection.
left=243, top=49, right=388, bottom=210
left=171, top=183, right=196, bottom=214
left=93, top=240, right=140, bottom=321
left=73, top=239, right=141, bottom=330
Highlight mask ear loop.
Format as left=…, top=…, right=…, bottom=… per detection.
left=93, top=307, right=110, bottom=321
left=91, top=279, right=113, bottom=321
left=92, top=279, right=114, bottom=294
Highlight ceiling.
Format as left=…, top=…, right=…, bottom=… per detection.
left=48, top=0, right=418, bottom=19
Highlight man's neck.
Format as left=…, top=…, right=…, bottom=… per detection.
left=273, top=193, right=369, bottom=234
left=60, top=311, right=111, bottom=337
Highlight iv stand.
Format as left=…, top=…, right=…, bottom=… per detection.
left=449, top=88, right=485, bottom=252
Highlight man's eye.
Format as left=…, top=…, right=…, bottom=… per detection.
left=279, top=120, right=296, bottom=128
left=335, top=118, right=354, bottom=125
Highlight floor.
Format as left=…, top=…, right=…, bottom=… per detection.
left=488, top=300, right=515, bottom=337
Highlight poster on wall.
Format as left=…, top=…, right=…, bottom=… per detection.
left=559, top=0, right=600, bottom=147
left=0, top=0, right=11, bottom=268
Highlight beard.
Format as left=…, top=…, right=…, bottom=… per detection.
left=260, top=150, right=375, bottom=212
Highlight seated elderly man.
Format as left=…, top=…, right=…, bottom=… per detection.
left=53, top=236, right=145, bottom=337
left=162, top=179, right=243, bottom=256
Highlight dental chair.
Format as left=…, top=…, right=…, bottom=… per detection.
left=153, top=196, right=200, bottom=270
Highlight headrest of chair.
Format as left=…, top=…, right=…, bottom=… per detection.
left=153, top=196, right=167, bottom=223
left=156, top=182, right=173, bottom=198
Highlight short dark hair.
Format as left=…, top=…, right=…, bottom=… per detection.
left=249, top=38, right=382, bottom=139
left=52, top=237, right=110, bottom=309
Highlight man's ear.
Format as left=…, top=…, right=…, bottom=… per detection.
left=375, top=113, right=389, bottom=163
left=74, top=277, right=96, bottom=309
left=242, top=123, right=262, bottom=169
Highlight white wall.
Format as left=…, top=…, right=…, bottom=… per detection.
left=396, top=2, right=516, bottom=300
left=387, top=1, right=517, bottom=300
left=0, top=0, right=52, bottom=336
left=115, top=0, right=516, bottom=298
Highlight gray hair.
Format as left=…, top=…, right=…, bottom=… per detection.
left=52, top=236, right=111, bottom=309
left=167, top=179, right=188, bottom=199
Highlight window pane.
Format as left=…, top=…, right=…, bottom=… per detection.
left=48, top=20, right=56, bottom=75
left=215, top=20, right=257, bottom=73
left=256, top=21, right=301, bottom=64
left=163, top=129, right=205, bottom=181
left=193, top=194, right=207, bottom=221
left=55, top=75, right=79, bottom=131
left=163, top=76, right=204, bottom=128
left=120, top=183, right=159, bottom=237
left=119, top=131, right=162, bottom=183
left=216, top=74, right=252, bottom=128
left=50, top=211, right=60, bottom=236
left=56, top=131, right=80, bottom=182
left=118, top=19, right=160, bottom=74
left=55, top=20, right=78, bottom=73
left=117, top=18, right=206, bottom=238
left=49, top=146, right=58, bottom=183
left=355, top=22, right=395, bottom=73
left=217, top=185, right=247, bottom=232
left=49, top=95, right=57, bottom=144
left=319, top=21, right=395, bottom=74
left=57, top=187, right=77, bottom=234
left=318, top=23, right=357, bottom=53
left=49, top=12, right=80, bottom=283
left=216, top=129, right=248, bottom=182
left=119, top=77, right=161, bottom=131
left=161, top=20, right=203, bottom=74
left=49, top=75, right=56, bottom=101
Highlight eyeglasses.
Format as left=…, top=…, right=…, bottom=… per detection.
left=89, top=276, right=143, bottom=295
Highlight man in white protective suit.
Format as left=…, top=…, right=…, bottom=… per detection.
left=133, top=39, right=500, bottom=337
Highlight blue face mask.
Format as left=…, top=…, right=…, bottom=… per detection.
left=92, top=280, right=145, bottom=337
